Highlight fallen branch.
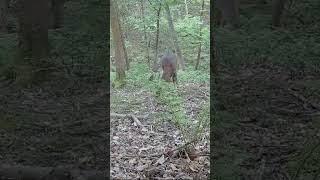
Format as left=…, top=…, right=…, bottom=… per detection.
left=111, top=113, right=148, bottom=119
left=111, top=113, right=148, bottom=129
left=120, top=138, right=198, bottom=158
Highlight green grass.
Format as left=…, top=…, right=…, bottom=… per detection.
left=110, top=62, right=209, bottom=141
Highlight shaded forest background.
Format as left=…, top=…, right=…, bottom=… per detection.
left=0, top=0, right=108, bottom=179
left=213, top=0, right=320, bottom=179
left=0, top=0, right=107, bottom=85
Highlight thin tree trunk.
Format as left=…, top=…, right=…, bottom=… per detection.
left=51, top=0, right=65, bottom=29
left=195, top=0, right=205, bottom=70
left=140, top=0, right=150, bottom=68
left=212, top=32, right=219, bottom=84
left=15, top=0, right=49, bottom=86
left=0, top=0, right=8, bottom=33
left=184, top=0, right=188, bottom=15
left=18, top=0, right=49, bottom=61
left=164, top=2, right=185, bottom=70
left=272, top=0, right=286, bottom=27
left=215, top=0, right=240, bottom=28
left=120, top=25, right=129, bottom=70
left=117, top=1, right=129, bottom=70
left=111, top=0, right=126, bottom=80
left=152, top=3, right=161, bottom=72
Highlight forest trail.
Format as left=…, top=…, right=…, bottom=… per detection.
left=111, top=83, right=210, bottom=179
left=215, top=63, right=320, bottom=179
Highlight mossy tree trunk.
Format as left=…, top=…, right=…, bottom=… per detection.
left=195, top=0, right=205, bottom=70
left=111, top=0, right=126, bottom=82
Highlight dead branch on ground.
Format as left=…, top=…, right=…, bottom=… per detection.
left=111, top=113, right=148, bottom=129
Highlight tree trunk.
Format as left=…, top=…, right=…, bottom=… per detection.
left=195, top=0, right=205, bottom=70
left=212, top=31, right=219, bottom=84
left=164, top=2, right=185, bottom=70
left=184, top=0, right=188, bottom=16
left=0, top=0, right=8, bottom=33
left=111, top=0, right=126, bottom=80
left=272, top=0, right=286, bottom=27
left=140, top=0, right=150, bottom=68
left=51, top=0, right=65, bottom=29
left=116, top=1, right=129, bottom=70
left=215, top=0, right=240, bottom=28
left=120, top=24, right=129, bottom=70
left=15, top=0, right=49, bottom=86
left=152, top=3, right=161, bottom=72
left=18, top=0, right=49, bottom=62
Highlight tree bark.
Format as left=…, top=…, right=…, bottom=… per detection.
left=18, top=0, right=49, bottom=62
left=212, top=31, right=219, bottom=84
left=153, top=4, right=161, bottom=72
left=215, top=0, right=240, bottom=28
left=116, top=1, right=129, bottom=70
left=272, top=0, right=286, bottom=27
left=120, top=23, right=129, bottom=70
left=152, top=3, right=161, bottom=72
left=164, top=2, right=185, bottom=70
left=0, top=0, right=9, bottom=33
left=111, top=0, right=126, bottom=80
left=195, top=0, right=205, bottom=70
left=51, top=0, right=65, bottom=29
left=13, top=0, right=50, bottom=86
left=140, top=0, right=150, bottom=68
left=184, top=0, right=188, bottom=15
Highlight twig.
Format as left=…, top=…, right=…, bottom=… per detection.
left=111, top=112, right=148, bottom=129
left=120, top=138, right=198, bottom=158
left=111, top=112, right=148, bottom=120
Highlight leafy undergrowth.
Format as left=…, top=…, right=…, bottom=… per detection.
left=213, top=63, right=320, bottom=180
left=110, top=63, right=210, bottom=179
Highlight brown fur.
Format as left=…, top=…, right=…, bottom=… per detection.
left=161, top=54, right=177, bottom=83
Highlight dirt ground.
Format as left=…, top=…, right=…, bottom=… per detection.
left=110, top=83, right=210, bottom=179
left=0, top=66, right=108, bottom=178
left=2, top=62, right=318, bottom=179
left=214, top=63, right=320, bottom=179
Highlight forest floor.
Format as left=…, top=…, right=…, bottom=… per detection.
left=110, top=81, right=210, bottom=179
left=0, top=66, right=107, bottom=178
left=215, top=63, right=320, bottom=179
